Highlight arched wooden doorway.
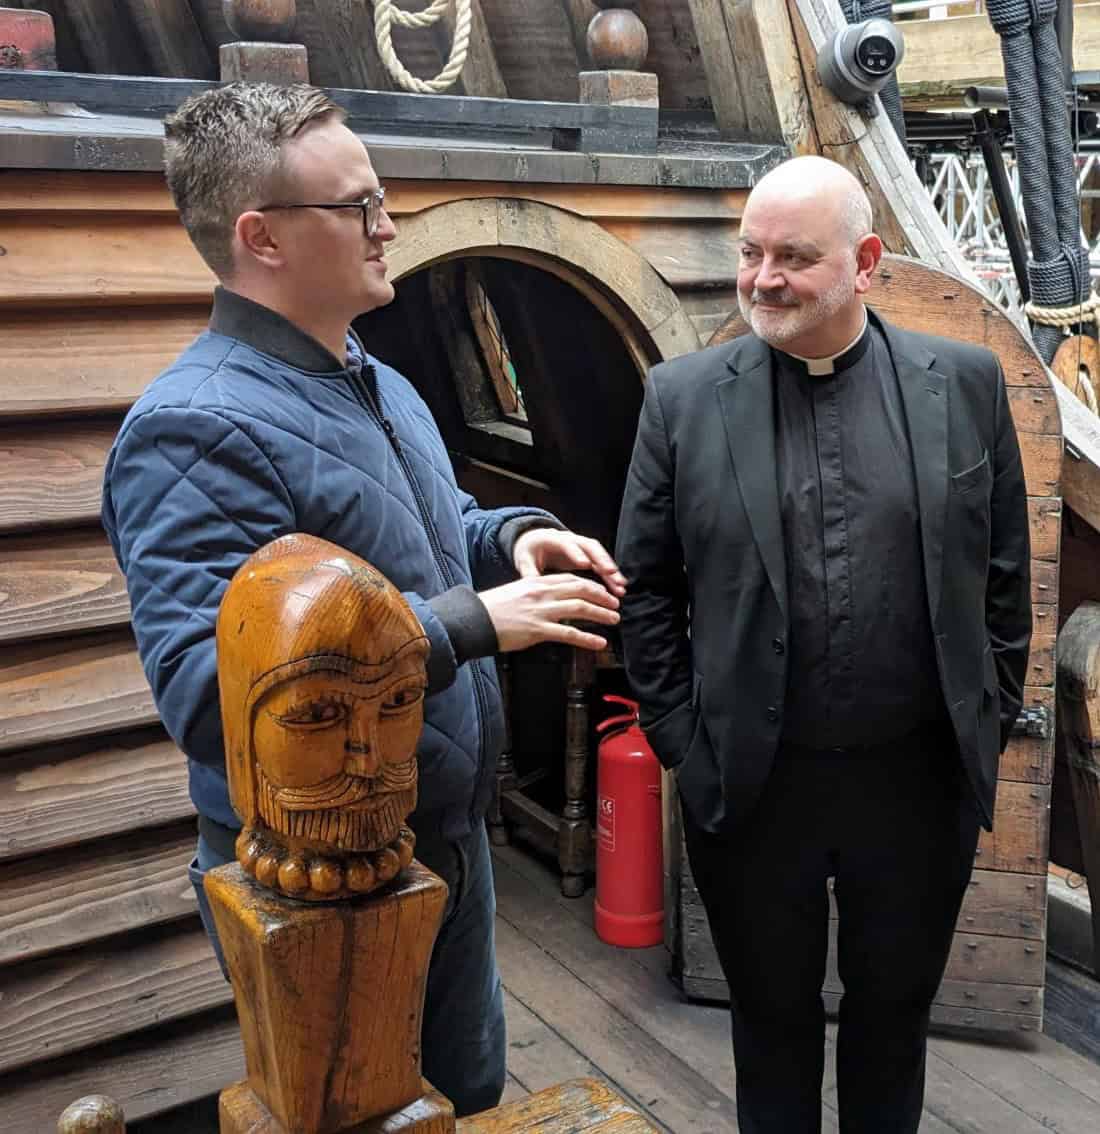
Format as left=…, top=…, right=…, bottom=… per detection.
left=356, top=199, right=698, bottom=893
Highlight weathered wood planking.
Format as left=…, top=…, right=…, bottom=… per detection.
left=897, top=3, right=1100, bottom=96
left=0, top=919, right=231, bottom=1074
left=633, top=0, right=711, bottom=112
left=599, top=219, right=740, bottom=289
left=120, top=0, right=214, bottom=79
left=0, top=529, right=129, bottom=643
left=976, top=781, right=1051, bottom=876
left=999, top=685, right=1055, bottom=785
left=55, top=0, right=151, bottom=75
left=0, top=421, right=115, bottom=533
left=2, top=171, right=748, bottom=222
left=0, top=822, right=196, bottom=966
left=0, top=1006, right=242, bottom=1132
left=478, top=0, right=582, bottom=102
left=0, top=633, right=156, bottom=755
left=0, top=216, right=213, bottom=306
left=1030, top=496, right=1062, bottom=562
left=0, top=304, right=208, bottom=419
left=0, top=731, right=190, bottom=862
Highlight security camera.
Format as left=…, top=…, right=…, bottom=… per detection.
left=817, top=19, right=905, bottom=106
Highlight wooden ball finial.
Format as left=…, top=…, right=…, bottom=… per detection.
left=223, top=0, right=297, bottom=43
left=587, top=8, right=649, bottom=72
left=58, top=1096, right=125, bottom=1134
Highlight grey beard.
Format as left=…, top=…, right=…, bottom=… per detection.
left=256, top=769, right=416, bottom=853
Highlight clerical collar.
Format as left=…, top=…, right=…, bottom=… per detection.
left=776, top=311, right=870, bottom=376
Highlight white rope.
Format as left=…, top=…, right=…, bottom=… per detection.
left=373, top=0, right=472, bottom=94
left=1024, top=291, right=1100, bottom=327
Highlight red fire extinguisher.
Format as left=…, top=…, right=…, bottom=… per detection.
left=594, top=694, right=664, bottom=948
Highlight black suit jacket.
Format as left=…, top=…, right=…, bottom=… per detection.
left=615, top=311, right=1031, bottom=833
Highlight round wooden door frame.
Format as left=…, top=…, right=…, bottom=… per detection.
left=387, top=196, right=700, bottom=376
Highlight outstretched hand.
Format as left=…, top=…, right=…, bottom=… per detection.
left=480, top=573, right=620, bottom=653
left=512, top=528, right=627, bottom=598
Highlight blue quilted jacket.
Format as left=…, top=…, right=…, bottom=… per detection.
left=102, top=289, right=554, bottom=842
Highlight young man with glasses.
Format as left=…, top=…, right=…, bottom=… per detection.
left=102, top=82, right=625, bottom=1117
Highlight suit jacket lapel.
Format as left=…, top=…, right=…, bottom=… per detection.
left=715, top=338, right=788, bottom=622
left=881, top=317, right=948, bottom=624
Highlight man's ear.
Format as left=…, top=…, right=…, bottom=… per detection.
left=235, top=210, right=284, bottom=269
left=854, top=233, right=883, bottom=295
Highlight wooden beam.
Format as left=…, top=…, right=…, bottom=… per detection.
left=439, top=0, right=508, bottom=97
left=0, top=215, right=214, bottom=307
left=0, top=303, right=208, bottom=419
left=0, top=919, right=231, bottom=1074
left=0, top=633, right=157, bottom=755
left=311, top=0, right=397, bottom=90
left=0, top=421, right=115, bottom=534
left=120, top=0, right=214, bottom=78
left=688, top=0, right=817, bottom=151
left=0, top=1006, right=242, bottom=1131
left=0, top=529, right=129, bottom=644
left=478, top=0, right=582, bottom=101
left=0, top=822, right=196, bottom=966
left=898, top=5, right=1100, bottom=97
left=0, top=732, right=190, bottom=862
left=977, top=781, right=1051, bottom=876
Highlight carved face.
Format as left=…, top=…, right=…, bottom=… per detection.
left=218, top=534, right=431, bottom=866
left=251, top=647, right=426, bottom=852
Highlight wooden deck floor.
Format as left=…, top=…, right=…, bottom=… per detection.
left=491, top=844, right=1100, bottom=1134
left=133, top=841, right=1100, bottom=1133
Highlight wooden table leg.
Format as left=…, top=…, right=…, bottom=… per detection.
left=558, top=648, right=594, bottom=897
left=488, top=655, right=516, bottom=847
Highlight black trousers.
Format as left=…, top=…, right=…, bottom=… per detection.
left=682, top=729, right=981, bottom=1134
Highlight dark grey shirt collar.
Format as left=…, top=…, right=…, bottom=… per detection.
left=209, top=285, right=364, bottom=375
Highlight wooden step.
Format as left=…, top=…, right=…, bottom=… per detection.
left=0, top=421, right=117, bottom=534
left=0, top=821, right=196, bottom=966
left=0, top=633, right=156, bottom=755
left=0, top=1006, right=242, bottom=1132
left=0, top=919, right=231, bottom=1074
left=0, top=730, right=190, bottom=861
left=0, top=529, right=129, bottom=644
left=0, top=304, right=208, bottom=419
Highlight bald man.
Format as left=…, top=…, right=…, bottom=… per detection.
left=615, top=156, right=1031, bottom=1132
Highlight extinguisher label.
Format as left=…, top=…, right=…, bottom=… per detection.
left=597, top=796, right=615, bottom=852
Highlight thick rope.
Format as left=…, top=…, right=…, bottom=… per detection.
left=373, top=0, right=472, bottom=94
left=1024, top=291, right=1100, bottom=326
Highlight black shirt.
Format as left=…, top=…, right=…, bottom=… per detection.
left=773, top=320, right=945, bottom=748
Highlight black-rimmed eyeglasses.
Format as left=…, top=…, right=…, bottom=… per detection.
left=256, top=186, right=387, bottom=238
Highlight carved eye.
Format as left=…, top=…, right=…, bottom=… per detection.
left=382, top=686, right=424, bottom=715
left=277, top=701, right=347, bottom=728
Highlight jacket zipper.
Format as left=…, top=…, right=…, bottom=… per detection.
left=346, top=365, right=492, bottom=830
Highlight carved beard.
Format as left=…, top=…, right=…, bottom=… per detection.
left=256, top=761, right=417, bottom=853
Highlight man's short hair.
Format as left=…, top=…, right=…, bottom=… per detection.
left=164, top=82, right=344, bottom=279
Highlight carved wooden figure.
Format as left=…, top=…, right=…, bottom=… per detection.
left=204, top=533, right=452, bottom=1134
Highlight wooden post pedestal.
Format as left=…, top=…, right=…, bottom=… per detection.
left=207, top=861, right=452, bottom=1134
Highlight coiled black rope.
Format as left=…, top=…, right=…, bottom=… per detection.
left=988, top=0, right=1088, bottom=359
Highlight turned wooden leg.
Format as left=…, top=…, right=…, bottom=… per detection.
left=488, top=655, right=515, bottom=847
left=559, top=648, right=594, bottom=897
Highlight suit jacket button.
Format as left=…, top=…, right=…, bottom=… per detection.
left=772, top=638, right=785, bottom=654
left=766, top=706, right=779, bottom=722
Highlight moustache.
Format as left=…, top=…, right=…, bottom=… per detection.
left=751, top=289, right=799, bottom=308
left=273, top=758, right=416, bottom=811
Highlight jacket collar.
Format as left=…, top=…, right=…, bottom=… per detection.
left=209, top=286, right=362, bottom=376
left=715, top=308, right=949, bottom=624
